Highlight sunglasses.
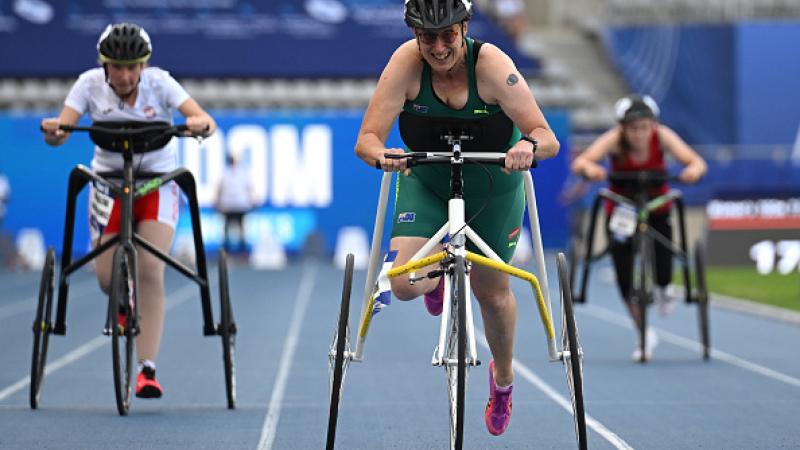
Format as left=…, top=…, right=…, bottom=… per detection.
left=415, top=28, right=460, bottom=45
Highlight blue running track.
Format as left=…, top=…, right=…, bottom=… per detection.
left=1, top=256, right=799, bottom=449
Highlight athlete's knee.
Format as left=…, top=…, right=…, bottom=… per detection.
left=136, top=254, right=165, bottom=286
left=95, top=264, right=111, bottom=293
left=474, top=286, right=513, bottom=309
left=96, top=275, right=110, bottom=294
left=390, top=277, right=424, bottom=301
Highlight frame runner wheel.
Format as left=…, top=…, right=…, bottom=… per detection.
left=567, top=237, right=581, bottom=303
left=557, top=253, right=588, bottom=450
left=326, top=253, right=354, bottom=450
left=109, top=247, right=136, bottom=416
left=632, top=234, right=652, bottom=364
left=30, top=247, right=56, bottom=409
left=218, top=249, right=237, bottom=409
left=445, top=255, right=468, bottom=450
left=694, top=241, right=711, bottom=361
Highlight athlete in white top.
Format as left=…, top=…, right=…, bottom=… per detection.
left=64, top=65, right=190, bottom=173
left=41, top=22, right=216, bottom=399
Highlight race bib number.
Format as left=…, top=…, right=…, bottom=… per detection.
left=609, top=204, right=637, bottom=238
left=91, top=187, right=114, bottom=227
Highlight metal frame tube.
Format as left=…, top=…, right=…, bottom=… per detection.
left=354, top=172, right=393, bottom=361
left=523, top=172, right=554, bottom=322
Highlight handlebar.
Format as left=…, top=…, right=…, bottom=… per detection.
left=376, top=151, right=535, bottom=170
left=54, top=123, right=188, bottom=135
left=41, top=121, right=209, bottom=154
left=606, top=170, right=681, bottom=185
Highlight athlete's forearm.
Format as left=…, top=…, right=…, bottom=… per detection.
left=355, top=132, right=387, bottom=167
left=528, top=127, right=560, bottom=161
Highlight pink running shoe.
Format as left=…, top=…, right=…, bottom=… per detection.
left=484, top=360, right=513, bottom=436
left=423, top=276, right=445, bottom=316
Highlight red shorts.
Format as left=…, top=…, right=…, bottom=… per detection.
left=89, top=181, right=179, bottom=241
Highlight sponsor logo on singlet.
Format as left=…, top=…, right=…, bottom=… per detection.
left=398, top=212, right=416, bottom=223
left=412, top=104, right=428, bottom=114
left=507, top=226, right=520, bottom=241
left=144, top=106, right=156, bottom=119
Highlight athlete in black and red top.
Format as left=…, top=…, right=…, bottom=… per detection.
left=570, top=94, right=706, bottom=360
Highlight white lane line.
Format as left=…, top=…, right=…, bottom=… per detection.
left=711, top=294, right=800, bottom=326
left=257, top=262, right=318, bottom=450
left=0, top=335, right=108, bottom=402
left=580, top=303, right=800, bottom=388
left=0, top=283, right=197, bottom=402
left=476, top=331, right=635, bottom=450
left=0, top=278, right=97, bottom=321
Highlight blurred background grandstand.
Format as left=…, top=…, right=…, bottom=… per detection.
left=0, top=1, right=799, bottom=294
left=3, top=1, right=799, bottom=127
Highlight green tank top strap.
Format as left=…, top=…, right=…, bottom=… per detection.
left=409, top=37, right=503, bottom=118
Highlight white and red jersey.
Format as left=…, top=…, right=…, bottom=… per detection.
left=64, top=66, right=190, bottom=173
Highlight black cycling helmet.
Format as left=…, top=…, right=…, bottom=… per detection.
left=614, top=94, right=660, bottom=123
left=404, top=0, right=472, bottom=29
left=97, top=23, right=152, bottom=65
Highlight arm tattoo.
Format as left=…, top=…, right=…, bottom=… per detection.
left=506, top=73, right=519, bottom=86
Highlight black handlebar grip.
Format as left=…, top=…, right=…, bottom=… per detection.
left=40, top=124, right=79, bottom=133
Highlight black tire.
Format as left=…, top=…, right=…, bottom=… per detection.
left=633, top=236, right=650, bottom=364
left=694, top=241, right=711, bottom=361
left=636, top=294, right=648, bottom=364
left=218, top=249, right=237, bottom=409
left=557, top=253, right=588, bottom=450
left=30, top=247, right=56, bottom=409
left=448, top=255, right=467, bottom=450
left=326, top=253, right=354, bottom=450
left=567, top=238, right=580, bottom=302
left=109, top=247, right=135, bottom=416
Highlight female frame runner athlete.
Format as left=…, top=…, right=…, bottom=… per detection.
left=41, top=22, right=216, bottom=399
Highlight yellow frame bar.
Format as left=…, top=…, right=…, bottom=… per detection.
left=465, top=252, right=556, bottom=341
left=358, top=249, right=554, bottom=343
left=358, top=251, right=449, bottom=339
left=386, top=251, right=448, bottom=278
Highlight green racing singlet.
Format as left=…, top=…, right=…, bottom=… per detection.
left=392, top=37, right=526, bottom=262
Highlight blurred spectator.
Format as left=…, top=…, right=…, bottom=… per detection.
left=215, top=154, right=255, bottom=255
left=475, top=0, right=527, bottom=41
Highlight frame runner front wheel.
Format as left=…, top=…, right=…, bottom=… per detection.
left=30, top=247, right=56, bottom=409
left=445, top=255, right=468, bottom=450
left=109, top=247, right=136, bottom=416
left=326, top=253, right=354, bottom=450
left=632, top=233, right=652, bottom=364
left=557, top=252, right=588, bottom=450
left=218, top=249, right=237, bottom=409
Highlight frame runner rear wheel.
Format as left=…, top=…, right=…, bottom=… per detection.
left=557, top=253, right=588, bottom=450
left=326, top=253, right=354, bottom=450
left=694, top=241, right=711, bottom=361
left=218, top=249, right=237, bottom=409
left=30, top=247, right=56, bottom=409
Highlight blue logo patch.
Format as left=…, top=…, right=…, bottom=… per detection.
left=398, top=212, right=416, bottom=223
left=412, top=104, right=428, bottom=114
